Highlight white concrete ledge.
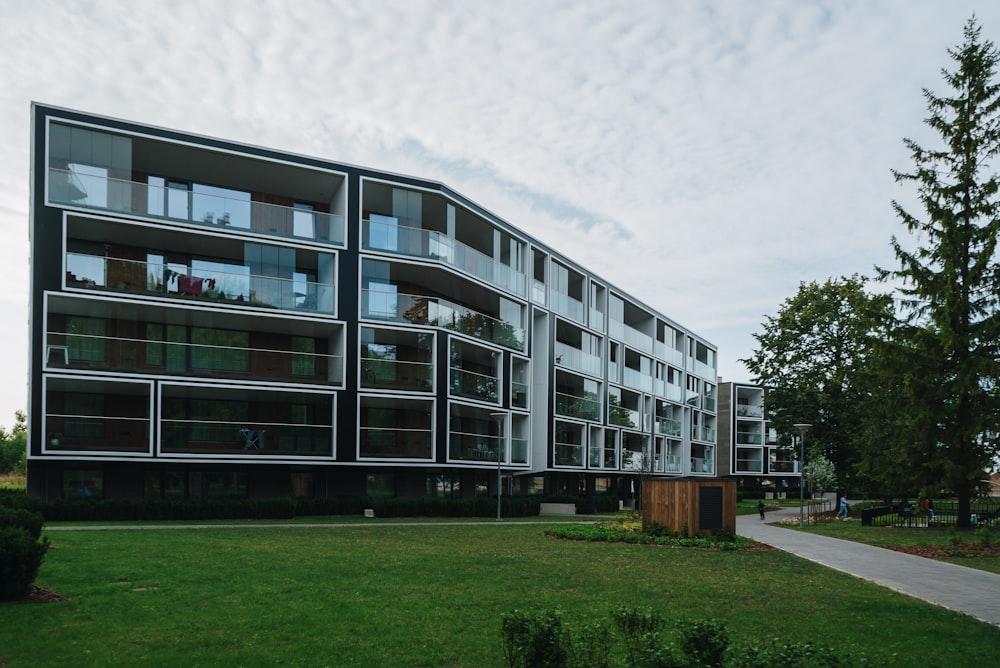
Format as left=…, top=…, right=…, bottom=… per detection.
left=539, top=502, right=576, bottom=516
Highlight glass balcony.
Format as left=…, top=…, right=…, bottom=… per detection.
left=622, top=367, right=653, bottom=393
left=49, top=168, right=345, bottom=246
left=655, top=418, right=682, bottom=437
left=690, top=457, right=715, bottom=474
left=737, top=454, right=764, bottom=473
left=693, top=426, right=716, bottom=443
left=737, top=432, right=763, bottom=445
left=550, top=292, right=585, bottom=324
left=608, top=406, right=641, bottom=430
left=45, top=330, right=343, bottom=385
left=703, top=395, right=716, bottom=412
left=360, top=358, right=433, bottom=392
left=161, top=419, right=333, bottom=456
left=603, top=448, right=617, bottom=469
left=623, top=324, right=653, bottom=354
left=44, top=414, right=149, bottom=452
left=511, top=438, right=528, bottom=464
left=511, top=381, right=529, bottom=409
left=531, top=280, right=546, bottom=305
left=736, top=404, right=764, bottom=418
left=664, top=383, right=683, bottom=403
left=589, top=308, right=605, bottom=332
left=360, top=426, right=433, bottom=459
left=449, top=368, right=499, bottom=403
left=361, top=289, right=525, bottom=352
left=690, top=358, right=716, bottom=379
left=66, top=252, right=335, bottom=314
left=362, top=218, right=526, bottom=296
left=448, top=432, right=503, bottom=463
left=554, top=341, right=603, bottom=377
left=554, top=442, right=584, bottom=466
left=662, top=454, right=682, bottom=473
left=554, top=392, right=601, bottom=421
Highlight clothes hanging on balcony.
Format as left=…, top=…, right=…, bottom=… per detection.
left=178, top=275, right=205, bottom=295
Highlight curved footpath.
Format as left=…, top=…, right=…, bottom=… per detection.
left=737, top=507, right=1000, bottom=627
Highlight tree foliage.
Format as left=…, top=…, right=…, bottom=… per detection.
left=802, top=452, right=837, bottom=496
left=875, top=17, right=1000, bottom=527
left=742, top=276, right=893, bottom=492
left=0, top=411, right=27, bottom=476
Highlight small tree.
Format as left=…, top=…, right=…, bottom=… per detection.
left=803, top=452, right=837, bottom=497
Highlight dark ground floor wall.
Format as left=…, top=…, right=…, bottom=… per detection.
left=26, top=460, right=647, bottom=504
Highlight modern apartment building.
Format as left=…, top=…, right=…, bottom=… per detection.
left=717, top=382, right=797, bottom=488
left=26, top=103, right=719, bottom=501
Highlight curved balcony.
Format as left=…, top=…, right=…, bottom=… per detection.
left=361, top=288, right=524, bottom=352
left=363, top=218, right=525, bottom=296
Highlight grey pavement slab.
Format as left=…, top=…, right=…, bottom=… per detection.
left=737, top=509, right=1000, bottom=627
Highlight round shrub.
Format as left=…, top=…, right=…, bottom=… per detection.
left=0, top=506, right=45, bottom=539
left=0, top=526, right=50, bottom=601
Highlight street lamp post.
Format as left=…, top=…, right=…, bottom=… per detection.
left=490, top=412, right=507, bottom=522
left=793, top=423, right=813, bottom=528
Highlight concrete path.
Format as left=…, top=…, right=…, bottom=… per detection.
left=737, top=507, right=1000, bottom=627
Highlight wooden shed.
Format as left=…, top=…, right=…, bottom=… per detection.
left=641, top=478, right=737, bottom=536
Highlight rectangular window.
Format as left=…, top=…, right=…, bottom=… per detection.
left=190, top=327, right=249, bottom=372
left=146, top=323, right=164, bottom=366
left=64, top=393, right=105, bottom=439
left=67, top=317, right=105, bottom=363
left=292, top=337, right=316, bottom=376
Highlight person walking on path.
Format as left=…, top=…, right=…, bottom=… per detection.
left=757, top=500, right=766, bottom=520
left=924, top=498, right=936, bottom=522
left=836, top=496, right=849, bottom=520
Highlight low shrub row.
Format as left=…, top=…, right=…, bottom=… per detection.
left=501, top=606, right=876, bottom=667
left=543, top=523, right=754, bottom=550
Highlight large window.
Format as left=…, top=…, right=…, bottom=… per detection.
left=292, top=337, right=316, bottom=376
left=190, top=327, right=249, bottom=372
left=67, top=317, right=105, bottom=363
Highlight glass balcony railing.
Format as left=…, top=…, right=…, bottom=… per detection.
left=550, top=292, right=585, bottom=324
left=46, top=331, right=343, bottom=385
left=661, top=454, right=682, bottom=473
left=49, top=168, right=345, bottom=246
left=737, top=456, right=764, bottom=473
left=362, top=218, right=526, bottom=296
left=621, top=449, right=646, bottom=471
left=448, top=432, right=504, bottom=463
left=511, top=438, right=528, bottom=464
left=622, top=367, right=653, bottom=393
left=589, top=309, right=605, bottom=332
left=66, top=252, right=335, bottom=314
left=449, top=368, right=500, bottom=403
left=554, top=341, right=603, bottom=377
left=608, top=320, right=624, bottom=342
left=360, top=358, right=433, bottom=392
left=554, top=392, right=601, bottom=421
left=608, top=406, right=641, bottom=430
left=693, top=426, right=716, bottom=443
left=161, top=418, right=333, bottom=456
left=664, top=383, right=683, bottom=403
left=703, top=396, right=716, bottom=412
left=359, top=426, right=433, bottom=459
left=736, top=405, right=764, bottom=418
left=623, top=324, right=653, bottom=354
left=531, top=280, right=546, bottom=305
left=691, top=457, right=715, bottom=474
left=44, top=414, right=149, bottom=452
left=603, top=449, right=617, bottom=469
left=655, top=418, right=682, bottom=437
left=690, top=358, right=716, bottom=380
left=361, top=288, right=525, bottom=352
left=511, top=381, right=529, bottom=409
left=554, top=442, right=584, bottom=467
left=736, top=432, right=763, bottom=445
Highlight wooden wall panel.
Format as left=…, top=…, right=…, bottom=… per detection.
left=641, top=479, right=736, bottom=536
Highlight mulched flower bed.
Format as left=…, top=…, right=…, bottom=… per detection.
left=2, top=585, right=69, bottom=605
left=883, top=543, right=1000, bottom=559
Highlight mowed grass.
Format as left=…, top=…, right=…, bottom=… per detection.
left=798, top=520, right=1000, bottom=574
left=1, top=524, right=997, bottom=666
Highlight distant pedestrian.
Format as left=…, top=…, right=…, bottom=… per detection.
left=924, top=498, right=935, bottom=522
left=836, top=496, right=849, bottom=520
left=757, top=500, right=766, bottom=520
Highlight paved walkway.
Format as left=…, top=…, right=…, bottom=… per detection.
left=737, top=507, right=1000, bottom=627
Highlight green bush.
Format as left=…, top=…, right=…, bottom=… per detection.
left=0, top=506, right=45, bottom=539
left=0, top=489, right=47, bottom=514
left=0, top=526, right=49, bottom=600
left=678, top=618, right=729, bottom=666
left=501, top=609, right=568, bottom=668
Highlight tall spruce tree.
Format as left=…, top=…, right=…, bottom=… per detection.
left=878, top=17, right=1000, bottom=527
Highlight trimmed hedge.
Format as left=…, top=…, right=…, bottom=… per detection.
left=0, top=507, right=45, bottom=539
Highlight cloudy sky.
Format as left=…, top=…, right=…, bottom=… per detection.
left=0, top=0, right=997, bottom=425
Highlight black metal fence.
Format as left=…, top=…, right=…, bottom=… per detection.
left=861, top=499, right=999, bottom=528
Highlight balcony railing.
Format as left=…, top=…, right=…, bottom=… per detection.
left=603, top=448, right=617, bottom=469
left=664, top=383, right=683, bottom=403
left=449, top=368, right=500, bottom=403
left=46, top=331, right=343, bottom=385
left=608, top=405, right=642, bottom=430
left=554, top=392, right=601, bottom=421
left=531, top=280, right=546, bottom=305
left=511, top=381, right=529, bottom=409
left=736, top=405, right=764, bottom=418
left=362, top=218, right=526, bottom=296
left=360, top=358, right=433, bottom=392
left=691, top=457, right=715, bottom=474
left=554, top=442, right=584, bottom=466
left=161, top=418, right=333, bottom=456
left=703, top=396, right=716, bottom=412
left=623, top=367, right=653, bottom=393
left=655, top=418, right=682, bottom=437
left=737, top=457, right=764, bottom=473
left=550, top=292, right=585, bottom=324
left=554, top=341, right=603, bottom=377
left=360, top=426, right=433, bottom=459
left=448, top=432, right=504, bottom=463
left=662, top=454, right=682, bottom=473
left=736, top=432, right=763, bottom=445
left=66, top=252, right=335, bottom=314
left=511, top=438, right=528, bottom=464
left=50, top=168, right=345, bottom=246
left=361, top=288, right=525, bottom=352
left=44, top=414, right=149, bottom=452
left=654, top=342, right=684, bottom=366
left=623, top=324, right=653, bottom=354
left=589, top=308, right=605, bottom=332
left=690, top=358, right=716, bottom=380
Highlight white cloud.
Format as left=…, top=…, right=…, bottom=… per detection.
left=0, top=0, right=997, bottom=421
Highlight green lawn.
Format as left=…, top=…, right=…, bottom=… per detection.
left=1, top=523, right=997, bottom=666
